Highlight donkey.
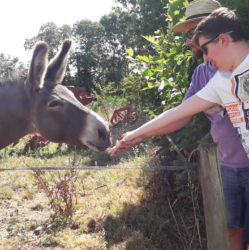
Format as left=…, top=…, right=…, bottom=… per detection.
left=0, top=40, right=111, bottom=151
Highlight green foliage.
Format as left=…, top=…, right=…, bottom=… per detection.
left=0, top=53, right=27, bottom=80
left=24, top=22, right=72, bottom=59
left=90, top=81, right=127, bottom=122
left=22, top=0, right=172, bottom=93
left=166, top=0, right=188, bottom=25
left=118, top=0, right=211, bottom=156
left=126, top=0, right=191, bottom=114
left=113, top=0, right=169, bottom=55
left=99, top=0, right=171, bottom=91
left=71, top=20, right=107, bottom=90
left=100, top=12, right=131, bottom=85
left=121, top=74, right=146, bottom=109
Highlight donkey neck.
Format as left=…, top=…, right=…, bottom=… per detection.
left=0, top=80, right=34, bottom=149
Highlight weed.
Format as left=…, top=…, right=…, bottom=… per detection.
left=31, top=203, right=44, bottom=211
left=42, top=235, right=59, bottom=247
left=32, top=167, right=79, bottom=227
left=0, top=186, right=13, bottom=199
left=21, top=189, right=36, bottom=200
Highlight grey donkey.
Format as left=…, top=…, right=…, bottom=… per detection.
left=0, top=40, right=111, bottom=151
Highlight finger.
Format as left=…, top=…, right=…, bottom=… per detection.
left=107, top=149, right=117, bottom=156
left=106, top=147, right=117, bottom=154
left=106, top=145, right=130, bottom=155
left=115, top=148, right=131, bottom=153
left=121, top=133, right=128, bottom=138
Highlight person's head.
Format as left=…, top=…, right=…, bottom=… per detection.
left=172, top=0, right=221, bottom=59
left=193, top=7, right=248, bottom=71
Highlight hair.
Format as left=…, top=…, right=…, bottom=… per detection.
left=192, top=7, right=247, bottom=46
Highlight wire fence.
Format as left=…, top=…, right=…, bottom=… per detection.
left=0, top=163, right=197, bottom=172
left=0, top=136, right=200, bottom=172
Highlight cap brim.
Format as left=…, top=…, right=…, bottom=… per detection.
left=172, top=18, right=203, bottom=32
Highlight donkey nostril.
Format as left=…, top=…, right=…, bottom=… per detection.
left=98, top=128, right=107, bottom=140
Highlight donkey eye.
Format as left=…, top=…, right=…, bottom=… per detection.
left=48, top=100, right=64, bottom=108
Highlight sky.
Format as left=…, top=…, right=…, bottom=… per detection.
left=0, top=0, right=116, bottom=63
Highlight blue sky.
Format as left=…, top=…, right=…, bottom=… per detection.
left=0, top=0, right=116, bottom=63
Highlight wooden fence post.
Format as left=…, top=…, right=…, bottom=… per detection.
left=198, top=143, right=228, bottom=250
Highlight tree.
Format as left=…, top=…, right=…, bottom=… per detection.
left=100, top=12, right=131, bottom=85
left=112, top=0, right=169, bottom=54
left=24, top=22, right=72, bottom=59
left=71, top=20, right=107, bottom=90
left=116, top=0, right=211, bottom=151
left=0, top=53, right=27, bottom=81
left=99, top=0, right=170, bottom=90
left=23, top=0, right=173, bottom=92
left=117, top=0, right=190, bottom=113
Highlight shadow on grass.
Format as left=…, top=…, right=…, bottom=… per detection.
left=102, top=169, right=207, bottom=250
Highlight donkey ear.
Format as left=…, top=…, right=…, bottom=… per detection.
left=26, top=41, right=48, bottom=91
left=45, top=40, right=72, bottom=84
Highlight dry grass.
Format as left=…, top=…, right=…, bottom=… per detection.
left=0, top=129, right=206, bottom=249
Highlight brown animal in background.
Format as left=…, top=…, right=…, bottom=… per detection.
left=0, top=40, right=111, bottom=151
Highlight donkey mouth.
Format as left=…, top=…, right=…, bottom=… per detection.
left=85, top=141, right=110, bottom=152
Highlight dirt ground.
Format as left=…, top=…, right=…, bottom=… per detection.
left=0, top=191, right=51, bottom=249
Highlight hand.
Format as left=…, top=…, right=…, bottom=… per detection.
left=121, top=131, right=138, bottom=143
left=106, top=140, right=132, bottom=156
left=106, top=132, right=144, bottom=156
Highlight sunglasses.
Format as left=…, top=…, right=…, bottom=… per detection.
left=200, top=31, right=233, bottom=55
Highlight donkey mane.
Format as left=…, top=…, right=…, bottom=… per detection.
left=0, top=79, right=27, bottom=101
left=0, top=78, right=22, bottom=87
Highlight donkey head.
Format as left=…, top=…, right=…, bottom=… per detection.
left=25, top=40, right=111, bottom=151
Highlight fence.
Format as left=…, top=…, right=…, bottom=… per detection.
left=0, top=143, right=228, bottom=249
left=199, top=143, right=228, bottom=250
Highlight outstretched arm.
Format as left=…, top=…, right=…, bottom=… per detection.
left=140, top=116, right=192, bottom=138
left=106, top=117, right=192, bottom=155
left=107, top=95, right=215, bottom=155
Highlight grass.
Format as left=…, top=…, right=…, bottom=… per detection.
left=0, top=121, right=207, bottom=249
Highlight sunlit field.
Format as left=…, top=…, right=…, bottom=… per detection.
left=0, top=121, right=206, bottom=249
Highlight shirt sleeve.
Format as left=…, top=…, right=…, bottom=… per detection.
left=183, top=62, right=217, bottom=101
left=195, top=75, right=222, bottom=105
left=184, top=68, right=203, bottom=101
